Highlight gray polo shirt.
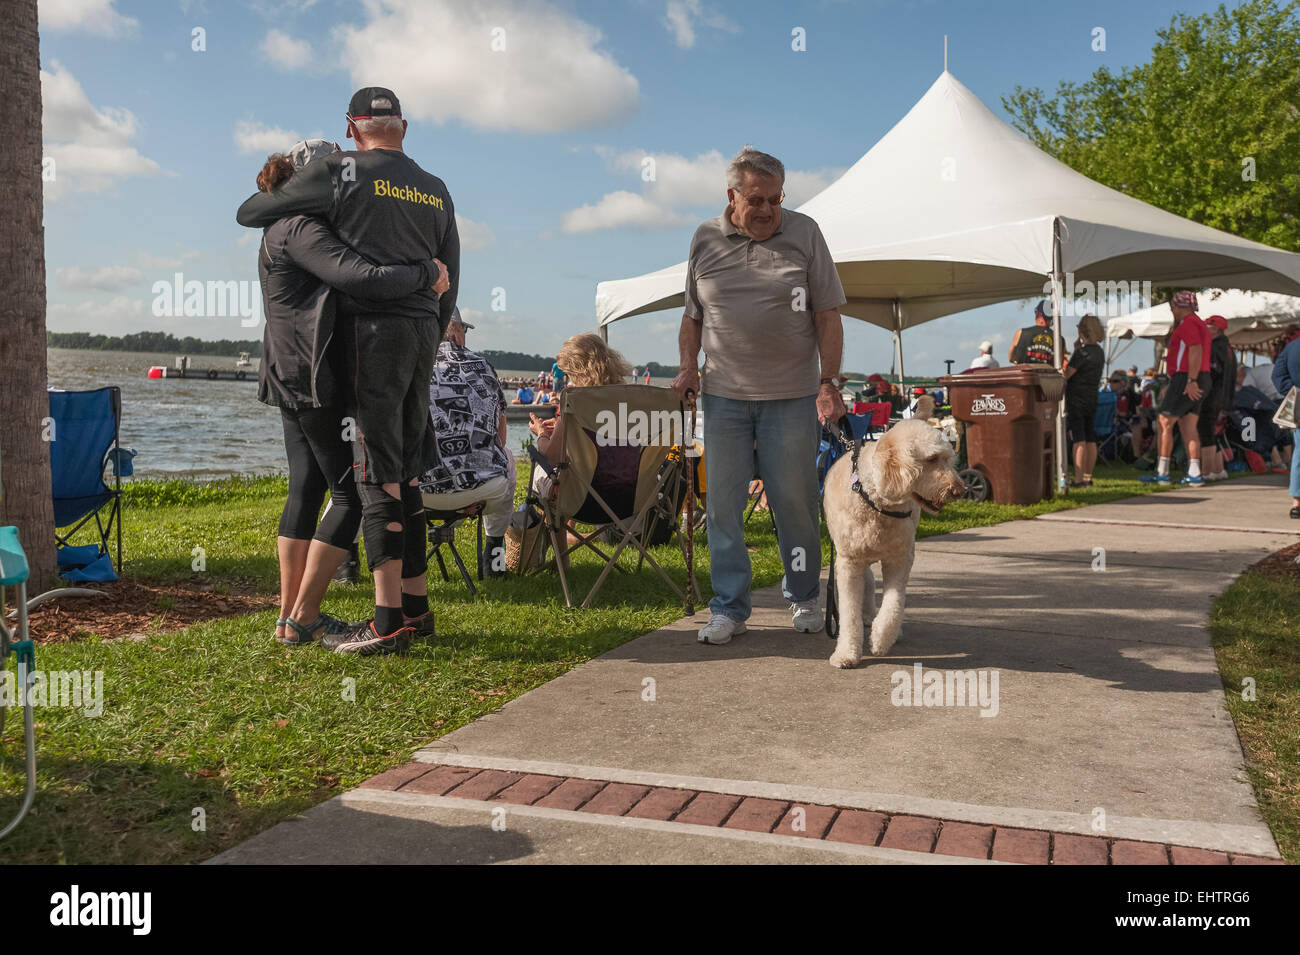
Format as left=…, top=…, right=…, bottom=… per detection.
left=684, top=207, right=846, bottom=401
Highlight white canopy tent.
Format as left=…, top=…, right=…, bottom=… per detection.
left=1106, top=289, right=1300, bottom=365
left=595, top=70, right=1300, bottom=489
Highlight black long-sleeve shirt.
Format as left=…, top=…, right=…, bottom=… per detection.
left=237, top=147, right=459, bottom=334
left=257, top=215, right=434, bottom=410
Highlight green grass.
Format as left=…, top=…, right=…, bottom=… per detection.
left=0, top=461, right=1251, bottom=863
left=1211, top=569, right=1300, bottom=864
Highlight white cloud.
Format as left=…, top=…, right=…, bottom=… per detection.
left=57, top=265, right=142, bottom=291
left=336, top=0, right=639, bottom=132
left=261, top=29, right=314, bottom=70
left=46, top=295, right=149, bottom=332
left=456, top=214, right=495, bottom=252
left=40, top=0, right=137, bottom=37
left=41, top=62, right=164, bottom=198
left=663, top=0, right=739, bottom=50
left=561, top=191, right=692, bottom=234
left=233, top=119, right=303, bottom=156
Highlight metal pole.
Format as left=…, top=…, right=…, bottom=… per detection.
left=893, top=299, right=905, bottom=396
left=1051, top=220, right=1067, bottom=494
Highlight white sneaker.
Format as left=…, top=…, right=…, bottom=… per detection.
left=791, top=599, right=824, bottom=633
left=698, top=614, right=746, bottom=645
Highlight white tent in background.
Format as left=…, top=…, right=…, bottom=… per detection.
left=1106, top=289, right=1300, bottom=363
left=595, top=71, right=1300, bottom=488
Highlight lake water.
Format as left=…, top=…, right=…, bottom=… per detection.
left=44, top=348, right=669, bottom=479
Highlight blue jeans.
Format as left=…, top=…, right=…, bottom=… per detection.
left=1291, top=439, right=1300, bottom=498
left=702, top=393, right=822, bottom=621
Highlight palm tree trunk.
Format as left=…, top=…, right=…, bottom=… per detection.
left=0, top=0, right=58, bottom=594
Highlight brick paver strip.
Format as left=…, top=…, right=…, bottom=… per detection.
left=991, top=827, right=1051, bottom=865
left=673, top=791, right=742, bottom=827
left=775, top=803, right=838, bottom=839
left=825, top=809, right=888, bottom=847
left=580, top=782, right=652, bottom=816
left=722, top=797, right=790, bottom=833
left=491, top=773, right=565, bottom=805
left=446, top=769, right=526, bottom=802
left=401, top=765, right=480, bottom=796
left=625, top=787, right=696, bottom=821
left=880, top=815, right=941, bottom=853
left=934, top=821, right=995, bottom=860
left=1112, top=841, right=1170, bottom=865
left=531, top=777, right=606, bottom=811
left=1052, top=833, right=1110, bottom=865
left=364, top=764, right=1285, bottom=863
left=358, top=761, right=432, bottom=791
left=1170, top=846, right=1230, bottom=865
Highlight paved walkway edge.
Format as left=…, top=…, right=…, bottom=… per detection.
left=341, top=789, right=991, bottom=865
left=411, top=751, right=1279, bottom=857
left=1035, top=513, right=1298, bottom=536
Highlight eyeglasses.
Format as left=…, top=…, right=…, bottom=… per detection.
left=733, top=191, right=785, bottom=209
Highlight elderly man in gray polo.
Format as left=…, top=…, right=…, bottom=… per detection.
left=672, top=146, right=847, bottom=645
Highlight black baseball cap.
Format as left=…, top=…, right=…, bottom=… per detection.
left=347, top=87, right=401, bottom=119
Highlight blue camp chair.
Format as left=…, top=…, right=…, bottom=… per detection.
left=1093, top=388, right=1125, bottom=462
left=0, top=525, right=37, bottom=839
left=49, top=387, right=132, bottom=575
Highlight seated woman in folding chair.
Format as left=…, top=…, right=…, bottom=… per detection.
left=527, top=333, right=638, bottom=536
left=251, top=141, right=449, bottom=645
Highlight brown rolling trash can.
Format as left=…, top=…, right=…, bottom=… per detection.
left=940, top=366, right=1065, bottom=505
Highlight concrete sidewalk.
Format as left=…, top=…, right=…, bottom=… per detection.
left=212, top=475, right=1294, bottom=864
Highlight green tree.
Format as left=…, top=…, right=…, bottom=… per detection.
left=1003, top=0, right=1300, bottom=250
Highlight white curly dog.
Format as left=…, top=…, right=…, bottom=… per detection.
left=822, top=419, right=966, bottom=669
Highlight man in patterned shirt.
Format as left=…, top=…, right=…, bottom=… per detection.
left=419, top=310, right=515, bottom=576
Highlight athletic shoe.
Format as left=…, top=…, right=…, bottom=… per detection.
left=333, top=546, right=362, bottom=585
left=1177, top=474, right=1205, bottom=486
left=791, top=599, right=824, bottom=633
left=1139, top=473, right=1171, bottom=485
left=697, top=614, right=746, bottom=645
left=1271, top=465, right=1289, bottom=474
left=1208, top=470, right=1229, bottom=481
left=403, top=611, right=436, bottom=641
left=320, top=620, right=412, bottom=656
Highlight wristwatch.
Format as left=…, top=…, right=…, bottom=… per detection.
left=820, top=376, right=839, bottom=386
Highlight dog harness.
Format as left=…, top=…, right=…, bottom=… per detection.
left=848, top=440, right=914, bottom=520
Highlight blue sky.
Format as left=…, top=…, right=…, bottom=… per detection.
left=41, top=0, right=1231, bottom=374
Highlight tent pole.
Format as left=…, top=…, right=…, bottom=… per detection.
left=599, top=323, right=609, bottom=344
left=1051, top=220, right=1067, bottom=495
left=892, top=299, right=905, bottom=396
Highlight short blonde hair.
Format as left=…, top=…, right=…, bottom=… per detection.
left=1077, top=314, right=1103, bottom=344
left=555, top=333, right=633, bottom=388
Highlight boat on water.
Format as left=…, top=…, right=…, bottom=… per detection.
left=504, top=403, right=556, bottom=421
left=236, top=352, right=253, bottom=368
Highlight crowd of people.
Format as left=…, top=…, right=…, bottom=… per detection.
left=240, top=85, right=1299, bottom=663
left=957, top=291, right=1297, bottom=498
left=240, top=88, right=827, bottom=657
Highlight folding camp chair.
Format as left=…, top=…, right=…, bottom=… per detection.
left=0, top=526, right=37, bottom=840
left=424, top=503, right=484, bottom=596
left=851, top=401, right=892, bottom=440
left=527, top=384, right=696, bottom=611
left=49, top=387, right=131, bottom=574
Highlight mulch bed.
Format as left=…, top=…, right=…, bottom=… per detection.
left=5, top=580, right=273, bottom=644
left=1249, top=540, right=1300, bottom=585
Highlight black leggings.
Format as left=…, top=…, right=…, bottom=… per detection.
left=279, top=406, right=362, bottom=549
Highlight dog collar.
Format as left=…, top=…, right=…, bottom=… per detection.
left=849, top=441, right=913, bottom=520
